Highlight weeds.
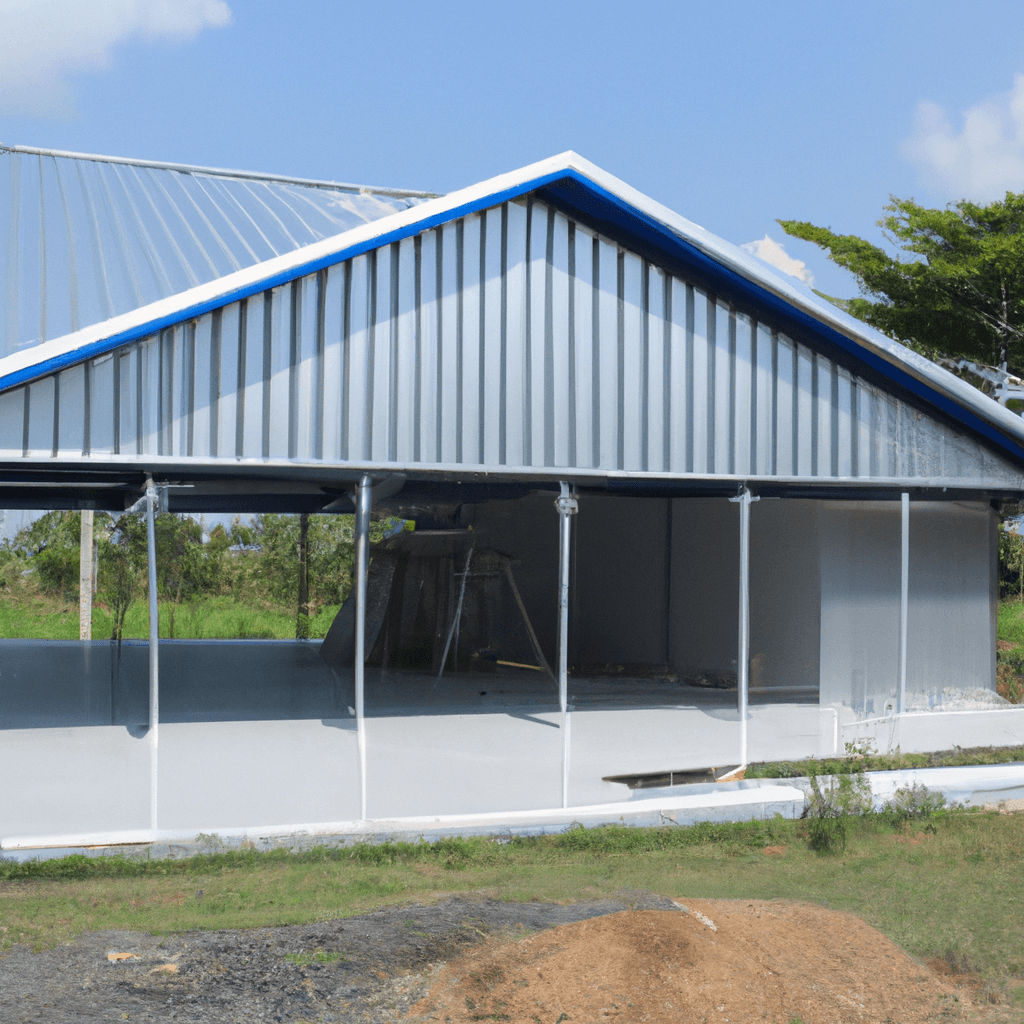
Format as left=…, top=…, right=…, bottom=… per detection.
left=284, top=950, right=341, bottom=966
left=877, top=783, right=947, bottom=827
left=805, top=773, right=873, bottom=854
left=804, top=777, right=949, bottom=855
left=746, top=743, right=1024, bottom=779
left=2, top=811, right=1023, bottom=994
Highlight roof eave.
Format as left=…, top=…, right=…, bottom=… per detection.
left=3, top=149, right=1022, bottom=461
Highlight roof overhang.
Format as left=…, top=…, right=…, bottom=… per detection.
left=3, top=151, right=1024, bottom=470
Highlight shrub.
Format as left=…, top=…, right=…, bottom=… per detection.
left=878, top=782, right=946, bottom=827
left=805, top=773, right=871, bottom=856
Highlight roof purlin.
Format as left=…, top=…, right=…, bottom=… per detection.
left=3, top=153, right=1024, bottom=473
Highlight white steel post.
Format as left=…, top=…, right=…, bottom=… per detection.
left=729, top=486, right=757, bottom=771
left=145, top=477, right=160, bottom=832
left=898, top=492, right=910, bottom=715
left=555, top=482, right=577, bottom=808
left=354, top=474, right=373, bottom=821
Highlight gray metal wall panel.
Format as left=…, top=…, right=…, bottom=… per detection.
left=818, top=500, right=995, bottom=710
left=0, top=388, right=22, bottom=455
left=2, top=197, right=1022, bottom=489
left=906, top=502, right=994, bottom=699
left=574, top=495, right=671, bottom=665
left=89, top=352, right=115, bottom=456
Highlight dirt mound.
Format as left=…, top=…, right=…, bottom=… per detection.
left=411, top=899, right=970, bottom=1023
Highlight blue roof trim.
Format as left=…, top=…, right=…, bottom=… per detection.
left=539, top=175, right=1024, bottom=467
left=4, top=164, right=1023, bottom=467
left=0, top=168, right=574, bottom=395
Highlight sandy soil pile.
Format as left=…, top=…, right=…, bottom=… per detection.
left=411, top=898, right=971, bottom=1024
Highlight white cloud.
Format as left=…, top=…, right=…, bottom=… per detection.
left=740, top=235, right=815, bottom=287
left=0, top=0, right=232, bottom=116
left=902, top=75, right=1024, bottom=201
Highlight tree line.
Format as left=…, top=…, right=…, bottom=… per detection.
left=0, top=511, right=394, bottom=639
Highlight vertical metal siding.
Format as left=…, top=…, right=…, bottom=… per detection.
left=1, top=196, right=1022, bottom=488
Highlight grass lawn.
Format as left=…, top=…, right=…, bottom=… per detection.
left=997, top=600, right=1024, bottom=702
left=2, top=811, right=1023, bottom=994
left=0, top=595, right=341, bottom=641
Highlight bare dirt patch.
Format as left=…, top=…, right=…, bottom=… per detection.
left=412, top=898, right=979, bottom=1024
left=0, top=892, right=675, bottom=1023
left=0, top=892, right=1002, bottom=1023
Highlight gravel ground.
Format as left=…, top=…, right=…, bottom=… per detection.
left=0, top=891, right=679, bottom=1023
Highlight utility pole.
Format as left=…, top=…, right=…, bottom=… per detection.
left=296, top=512, right=310, bottom=639
left=79, top=509, right=94, bottom=640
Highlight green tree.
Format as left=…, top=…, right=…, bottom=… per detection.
left=253, top=513, right=358, bottom=614
left=96, top=513, right=147, bottom=642
left=13, top=510, right=97, bottom=602
left=779, top=192, right=1024, bottom=375
left=153, top=515, right=216, bottom=637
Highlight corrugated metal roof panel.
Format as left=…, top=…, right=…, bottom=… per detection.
left=1, top=197, right=1020, bottom=493
left=6, top=150, right=1024, bottom=474
left=0, top=145, right=433, bottom=358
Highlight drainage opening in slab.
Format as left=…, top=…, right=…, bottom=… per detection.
left=604, top=766, right=743, bottom=789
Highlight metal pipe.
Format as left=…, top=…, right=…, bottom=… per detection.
left=730, top=486, right=757, bottom=772
left=898, top=492, right=910, bottom=715
left=555, top=483, right=577, bottom=808
left=436, top=548, right=473, bottom=680
left=145, top=476, right=159, bottom=831
left=353, top=474, right=373, bottom=821
left=5, top=452, right=1007, bottom=496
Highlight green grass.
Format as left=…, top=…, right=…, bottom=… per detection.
left=284, top=949, right=342, bottom=966
left=998, top=599, right=1024, bottom=645
left=2, top=812, right=1023, bottom=991
left=0, top=595, right=342, bottom=640
left=746, top=743, right=1024, bottom=780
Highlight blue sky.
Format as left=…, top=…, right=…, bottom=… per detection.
left=4, top=1, right=1024, bottom=301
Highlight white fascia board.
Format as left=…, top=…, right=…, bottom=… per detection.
left=4, top=149, right=1023, bottom=447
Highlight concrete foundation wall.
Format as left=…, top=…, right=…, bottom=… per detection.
left=0, top=681, right=832, bottom=838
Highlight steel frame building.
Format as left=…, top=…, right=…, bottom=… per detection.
left=2, top=147, right=1023, bottom=849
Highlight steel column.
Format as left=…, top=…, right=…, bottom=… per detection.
left=145, top=476, right=159, bottom=831
left=354, top=474, right=373, bottom=821
left=555, top=483, right=577, bottom=808
left=730, top=486, right=757, bottom=771
left=899, top=492, right=910, bottom=714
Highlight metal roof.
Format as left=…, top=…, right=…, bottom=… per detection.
left=0, top=151, right=1022, bottom=509
left=0, top=144, right=434, bottom=359
left=1, top=191, right=1020, bottom=500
